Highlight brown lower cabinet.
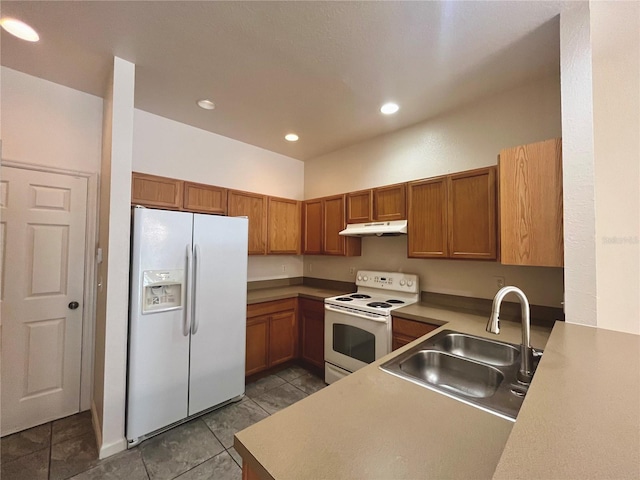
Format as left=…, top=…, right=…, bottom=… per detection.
left=245, top=299, right=298, bottom=376
left=245, top=315, right=270, bottom=376
left=242, top=463, right=260, bottom=480
left=391, top=316, right=438, bottom=351
left=246, top=297, right=325, bottom=377
left=298, top=298, right=325, bottom=369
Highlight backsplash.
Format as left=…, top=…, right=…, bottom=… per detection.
left=247, top=255, right=304, bottom=282
left=303, top=235, right=564, bottom=308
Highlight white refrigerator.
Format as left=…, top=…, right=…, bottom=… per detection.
left=127, top=207, right=248, bottom=444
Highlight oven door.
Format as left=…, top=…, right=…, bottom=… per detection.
left=324, top=304, right=391, bottom=376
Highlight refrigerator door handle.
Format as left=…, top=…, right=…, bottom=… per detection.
left=184, top=244, right=193, bottom=336
left=191, top=244, right=200, bottom=335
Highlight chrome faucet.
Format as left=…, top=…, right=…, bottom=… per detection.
left=486, top=286, right=535, bottom=384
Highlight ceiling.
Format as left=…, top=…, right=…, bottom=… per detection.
left=0, top=1, right=561, bottom=161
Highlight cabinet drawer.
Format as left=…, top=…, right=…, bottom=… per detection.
left=247, top=298, right=297, bottom=319
left=392, top=317, right=438, bottom=340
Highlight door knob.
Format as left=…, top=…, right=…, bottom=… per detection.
left=68, top=301, right=80, bottom=310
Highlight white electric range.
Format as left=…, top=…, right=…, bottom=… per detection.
left=324, top=270, right=420, bottom=384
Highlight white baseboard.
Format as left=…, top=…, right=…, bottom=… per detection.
left=90, top=401, right=102, bottom=450
left=91, top=400, right=127, bottom=459
left=99, top=436, right=128, bottom=459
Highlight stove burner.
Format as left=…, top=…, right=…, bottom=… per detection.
left=335, top=297, right=353, bottom=301
left=350, top=294, right=371, bottom=299
left=367, top=302, right=392, bottom=309
left=386, top=299, right=405, bottom=304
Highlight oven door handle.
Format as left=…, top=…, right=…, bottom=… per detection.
left=324, top=304, right=389, bottom=323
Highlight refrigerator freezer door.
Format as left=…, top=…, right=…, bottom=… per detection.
left=188, top=214, right=248, bottom=416
left=127, top=208, right=193, bottom=441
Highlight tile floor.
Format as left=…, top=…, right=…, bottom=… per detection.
left=1, top=365, right=325, bottom=480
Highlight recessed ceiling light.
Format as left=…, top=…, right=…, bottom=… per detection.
left=0, top=17, right=39, bottom=42
left=380, top=102, right=400, bottom=115
left=197, top=99, right=215, bottom=110
left=285, top=133, right=299, bottom=142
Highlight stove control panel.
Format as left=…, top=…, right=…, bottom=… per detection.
left=355, top=270, right=419, bottom=293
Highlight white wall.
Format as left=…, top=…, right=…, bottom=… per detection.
left=559, top=1, right=640, bottom=335
left=590, top=1, right=639, bottom=334
left=93, top=57, right=135, bottom=458
left=0, top=67, right=103, bottom=173
left=307, top=236, right=563, bottom=307
left=133, top=110, right=306, bottom=281
left=303, top=75, right=564, bottom=308
left=560, top=1, right=598, bottom=328
left=133, top=110, right=304, bottom=199
left=305, top=74, right=562, bottom=198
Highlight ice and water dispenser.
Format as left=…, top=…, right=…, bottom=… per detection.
left=142, top=270, right=184, bottom=313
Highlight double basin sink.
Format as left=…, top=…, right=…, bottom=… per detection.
left=380, top=330, right=541, bottom=421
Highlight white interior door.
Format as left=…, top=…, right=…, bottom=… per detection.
left=1, top=166, right=88, bottom=436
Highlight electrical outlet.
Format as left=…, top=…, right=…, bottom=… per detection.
left=308, top=263, right=313, bottom=273
left=494, top=276, right=505, bottom=288
left=349, top=267, right=356, bottom=275
left=282, top=264, right=287, bottom=273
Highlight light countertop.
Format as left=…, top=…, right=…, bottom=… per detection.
left=493, top=322, right=640, bottom=479
left=239, top=287, right=640, bottom=479
left=235, top=300, right=551, bottom=480
left=247, top=285, right=347, bottom=304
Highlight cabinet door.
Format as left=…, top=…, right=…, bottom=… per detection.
left=373, top=183, right=406, bottom=221
left=323, top=195, right=346, bottom=255
left=246, top=315, right=270, bottom=376
left=499, top=138, right=563, bottom=267
left=392, top=317, right=438, bottom=340
left=267, top=197, right=301, bottom=254
left=303, top=199, right=323, bottom=254
left=392, top=334, right=415, bottom=352
left=448, top=167, right=497, bottom=260
left=131, top=172, right=183, bottom=209
left=229, top=190, right=267, bottom=255
left=269, top=310, right=297, bottom=367
left=407, top=177, right=448, bottom=258
left=183, top=182, right=228, bottom=215
left=392, top=317, right=438, bottom=351
left=346, top=190, right=372, bottom=223
left=299, top=298, right=325, bottom=369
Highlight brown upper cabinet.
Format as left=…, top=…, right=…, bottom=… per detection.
left=447, top=168, right=497, bottom=260
left=303, top=195, right=361, bottom=256
left=346, top=190, right=373, bottom=223
left=373, top=183, right=406, bottom=221
left=183, top=181, right=227, bottom=215
left=303, top=199, right=323, bottom=255
left=499, top=138, right=563, bottom=267
left=228, top=190, right=267, bottom=255
left=408, top=167, right=497, bottom=260
left=407, top=176, right=448, bottom=258
left=267, top=197, right=301, bottom=254
left=131, top=172, right=183, bottom=210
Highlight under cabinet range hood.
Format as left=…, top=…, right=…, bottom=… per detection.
left=339, top=220, right=408, bottom=237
